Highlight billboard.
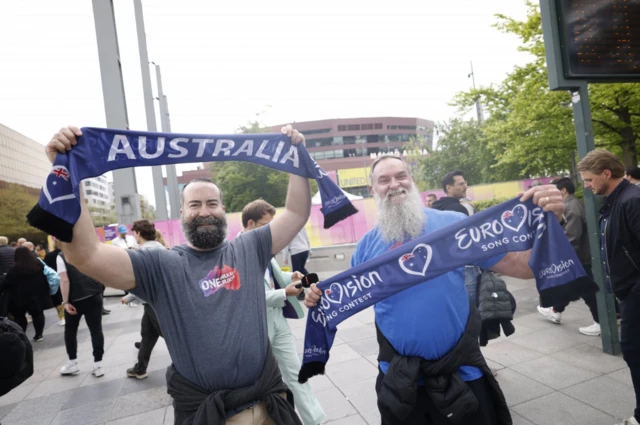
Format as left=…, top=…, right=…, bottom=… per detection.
left=338, top=167, right=370, bottom=188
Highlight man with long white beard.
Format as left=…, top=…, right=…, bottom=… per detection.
left=305, top=155, right=566, bottom=425
left=44, top=124, right=309, bottom=425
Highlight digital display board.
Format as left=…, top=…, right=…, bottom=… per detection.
left=558, top=0, right=640, bottom=80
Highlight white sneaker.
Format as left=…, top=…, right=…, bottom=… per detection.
left=92, top=362, right=104, bottom=377
left=60, top=360, right=79, bottom=375
left=58, top=319, right=65, bottom=327
left=537, top=306, right=562, bottom=324
left=579, top=322, right=601, bottom=336
left=615, top=417, right=640, bottom=425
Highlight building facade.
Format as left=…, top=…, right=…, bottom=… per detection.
left=267, top=117, right=433, bottom=171
left=163, top=166, right=212, bottom=193
left=82, top=175, right=112, bottom=212
left=267, top=117, right=434, bottom=197
left=0, top=124, right=52, bottom=189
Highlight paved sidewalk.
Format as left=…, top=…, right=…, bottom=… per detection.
left=0, top=277, right=634, bottom=425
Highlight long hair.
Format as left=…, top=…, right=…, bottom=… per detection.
left=11, top=247, right=44, bottom=274
left=155, top=230, right=168, bottom=248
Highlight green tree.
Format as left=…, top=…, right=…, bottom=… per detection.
left=88, top=206, right=117, bottom=227
left=402, top=136, right=432, bottom=191
left=0, top=183, right=47, bottom=242
left=213, top=161, right=291, bottom=212
left=418, top=119, right=520, bottom=189
left=140, top=197, right=156, bottom=221
left=210, top=119, right=318, bottom=212
left=452, top=1, right=640, bottom=172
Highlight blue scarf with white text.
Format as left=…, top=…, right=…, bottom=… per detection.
left=27, top=127, right=357, bottom=242
left=298, top=198, right=597, bottom=383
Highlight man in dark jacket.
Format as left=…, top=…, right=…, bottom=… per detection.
left=578, top=149, right=640, bottom=425
left=626, top=167, right=640, bottom=187
left=432, top=170, right=470, bottom=215
left=537, top=177, right=602, bottom=336
left=0, top=237, right=15, bottom=276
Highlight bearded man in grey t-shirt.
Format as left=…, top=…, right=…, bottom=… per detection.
left=45, top=125, right=311, bottom=425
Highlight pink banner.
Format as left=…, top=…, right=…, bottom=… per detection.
left=97, top=176, right=560, bottom=249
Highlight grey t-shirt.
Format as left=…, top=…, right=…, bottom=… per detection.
left=127, top=225, right=272, bottom=392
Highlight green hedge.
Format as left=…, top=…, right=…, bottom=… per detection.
left=472, top=198, right=510, bottom=212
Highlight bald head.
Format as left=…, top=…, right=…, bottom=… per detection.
left=23, top=242, right=34, bottom=251
left=17, top=238, right=26, bottom=246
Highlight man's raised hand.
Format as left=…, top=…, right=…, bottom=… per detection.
left=519, top=184, right=564, bottom=222
left=281, top=124, right=305, bottom=146
left=46, top=126, right=82, bottom=164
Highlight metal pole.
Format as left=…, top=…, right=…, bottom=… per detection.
left=570, top=84, right=621, bottom=355
left=470, top=61, right=477, bottom=89
left=539, top=0, right=620, bottom=355
left=134, top=0, right=168, bottom=221
left=92, top=0, right=141, bottom=225
left=155, top=65, right=181, bottom=219
left=469, top=61, right=484, bottom=124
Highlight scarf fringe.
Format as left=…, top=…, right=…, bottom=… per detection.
left=298, top=361, right=326, bottom=384
left=323, top=203, right=359, bottom=229
left=26, top=203, right=74, bottom=243
left=539, top=276, right=599, bottom=308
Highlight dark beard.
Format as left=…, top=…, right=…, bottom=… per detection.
left=181, top=215, right=227, bottom=250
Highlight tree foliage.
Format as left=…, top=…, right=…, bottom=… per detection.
left=140, top=197, right=156, bottom=221
left=0, top=183, right=47, bottom=242
left=403, top=136, right=433, bottom=191
left=89, top=206, right=117, bottom=227
left=451, top=1, right=640, bottom=174
left=210, top=119, right=318, bottom=213
left=418, top=119, right=521, bottom=190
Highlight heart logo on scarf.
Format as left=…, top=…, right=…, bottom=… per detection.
left=43, top=166, right=76, bottom=205
left=398, top=243, right=432, bottom=277
left=325, top=283, right=344, bottom=304
left=501, top=204, right=527, bottom=232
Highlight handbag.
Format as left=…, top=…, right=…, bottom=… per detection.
left=39, top=259, right=60, bottom=296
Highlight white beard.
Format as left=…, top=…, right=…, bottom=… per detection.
left=374, top=184, right=426, bottom=244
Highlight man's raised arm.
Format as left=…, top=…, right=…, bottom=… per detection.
left=47, top=126, right=136, bottom=291
left=489, top=184, right=566, bottom=280
left=269, top=125, right=311, bottom=255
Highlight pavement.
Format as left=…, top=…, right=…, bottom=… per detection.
left=0, top=276, right=635, bottom=425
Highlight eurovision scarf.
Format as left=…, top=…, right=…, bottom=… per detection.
left=27, top=127, right=357, bottom=242
left=298, top=197, right=597, bottom=383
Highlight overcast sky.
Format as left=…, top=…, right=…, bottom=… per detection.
left=0, top=0, right=532, bottom=207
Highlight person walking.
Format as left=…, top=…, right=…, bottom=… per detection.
left=44, top=239, right=65, bottom=327
left=0, top=237, right=15, bottom=276
left=3, top=247, right=50, bottom=341
left=58, top=252, right=106, bottom=378
left=578, top=150, right=640, bottom=425
left=124, top=219, right=166, bottom=380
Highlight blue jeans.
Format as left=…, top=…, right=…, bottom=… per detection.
left=464, top=265, right=482, bottom=306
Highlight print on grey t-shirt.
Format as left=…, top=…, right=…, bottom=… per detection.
left=127, top=225, right=272, bottom=392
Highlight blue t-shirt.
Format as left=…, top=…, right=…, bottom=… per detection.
left=351, top=208, right=505, bottom=382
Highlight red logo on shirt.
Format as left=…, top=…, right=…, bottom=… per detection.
left=199, top=264, right=241, bottom=297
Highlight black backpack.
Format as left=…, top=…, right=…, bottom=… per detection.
left=0, top=276, right=34, bottom=397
